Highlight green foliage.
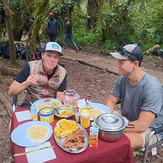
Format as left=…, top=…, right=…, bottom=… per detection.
left=102, top=2, right=135, bottom=45
left=1, top=0, right=163, bottom=55
left=126, top=0, right=163, bottom=49
left=9, top=1, right=23, bottom=11
left=104, top=39, right=117, bottom=50
left=75, top=28, right=102, bottom=46
left=38, top=0, right=161, bottom=52
left=57, top=27, right=102, bottom=48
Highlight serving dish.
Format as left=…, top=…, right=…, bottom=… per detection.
left=94, top=113, right=134, bottom=142
left=54, top=120, right=89, bottom=153
left=54, top=105, right=75, bottom=118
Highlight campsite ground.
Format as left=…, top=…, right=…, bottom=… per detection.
left=0, top=46, right=163, bottom=163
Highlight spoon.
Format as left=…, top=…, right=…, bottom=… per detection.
left=85, top=99, right=90, bottom=107
left=44, top=102, right=60, bottom=115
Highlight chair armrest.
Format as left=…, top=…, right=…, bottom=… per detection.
left=153, top=126, right=163, bottom=135
left=12, top=96, right=18, bottom=106
left=12, top=96, right=18, bottom=112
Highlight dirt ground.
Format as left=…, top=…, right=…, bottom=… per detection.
left=0, top=48, right=163, bottom=163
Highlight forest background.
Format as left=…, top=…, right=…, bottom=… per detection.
left=0, top=1, right=163, bottom=162
left=0, top=0, right=163, bottom=64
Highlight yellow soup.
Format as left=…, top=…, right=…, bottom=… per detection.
left=39, top=107, right=54, bottom=124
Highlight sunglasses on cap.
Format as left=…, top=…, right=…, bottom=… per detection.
left=118, top=47, right=136, bottom=57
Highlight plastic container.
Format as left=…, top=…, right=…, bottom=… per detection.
left=30, top=106, right=38, bottom=121
left=39, top=107, right=55, bottom=124
left=75, top=107, right=80, bottom=123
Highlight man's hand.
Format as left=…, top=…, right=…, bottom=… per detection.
left=23, top=74, right=37, bottom=87
left=8, top=74, right=38, bottom=97
left=125, top=110, right=155, bottom=133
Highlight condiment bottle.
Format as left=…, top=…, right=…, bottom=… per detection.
left=75, top=107, right=80, bottom=123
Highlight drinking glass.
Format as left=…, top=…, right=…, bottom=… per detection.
left=80, top=109, right=90, bottom=128
left=64, top=90, right=79, bottom=108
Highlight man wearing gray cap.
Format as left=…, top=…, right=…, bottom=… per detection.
left=106, top=44, right=163, bottom=149
left=8, top=42, right=67, bottom=105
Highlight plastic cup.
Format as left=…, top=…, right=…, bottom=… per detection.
left=64, top=90, right=79, bottom=108
left=65, top=99, right=78, bottom=108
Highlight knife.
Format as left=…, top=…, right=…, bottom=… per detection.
left=13, top=146, right=55, bottom=157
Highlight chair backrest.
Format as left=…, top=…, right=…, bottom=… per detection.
left=142, top=85, right=163, bottom=163
left=143, top=135, right=163, bottom=163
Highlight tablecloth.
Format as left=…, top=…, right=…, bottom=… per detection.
left=10, top=108, right=135, bottom=163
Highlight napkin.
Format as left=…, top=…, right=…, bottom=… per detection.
left=26, top=141, right=56, bottom=163
left=15, top=110, right=32, bottom=122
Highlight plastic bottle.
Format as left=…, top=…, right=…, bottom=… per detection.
left=30, top=106, right=38, bottom=121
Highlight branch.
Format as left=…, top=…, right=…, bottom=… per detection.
left=0, top=93, right=12, bottom=118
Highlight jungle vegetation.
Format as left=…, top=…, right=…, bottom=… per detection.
left=0, top=0, right=163, bottom=64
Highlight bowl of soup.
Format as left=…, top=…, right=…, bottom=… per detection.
left=54, top=105, right=75, bottom=118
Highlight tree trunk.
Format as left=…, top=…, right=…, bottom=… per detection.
left=2, top=0, right=17, bottom=65
left=87, top=0, right=104, bottom=29
left=28, top=0, right=49, bottom=59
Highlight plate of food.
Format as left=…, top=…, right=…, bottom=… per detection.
left=11, top=121, right=53, bottom=147
left=54, top=119, right=89, bottom=153
left=79, top=102, right=110, bottom=120
left=31, top=98, right=62, bottom=112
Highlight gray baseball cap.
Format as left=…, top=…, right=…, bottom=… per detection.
left=110, top=44, right=143, bottom=63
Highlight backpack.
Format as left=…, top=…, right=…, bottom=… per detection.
left=0, top=41, right=41, bottom=60
left=0, top=42, right=10, bottom=59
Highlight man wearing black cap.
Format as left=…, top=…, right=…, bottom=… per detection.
left=8, top=42, right=67, bottom=104
left=47, top=13, right=58, bottom=41
left=106, top=44, right=163, bottom=149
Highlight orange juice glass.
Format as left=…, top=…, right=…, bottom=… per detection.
left=80, top=110, right=90, bottom=128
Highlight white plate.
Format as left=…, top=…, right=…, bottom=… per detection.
left=11, top=121, right=53, bottom=147
left=79, top=102, right=110, bottom=120
left=54, top=121, right=89, bottom=153
left=31, top=98, right=62, bottom=112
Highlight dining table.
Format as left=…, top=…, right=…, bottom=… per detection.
left=10, top=107, right=135, bottom=163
